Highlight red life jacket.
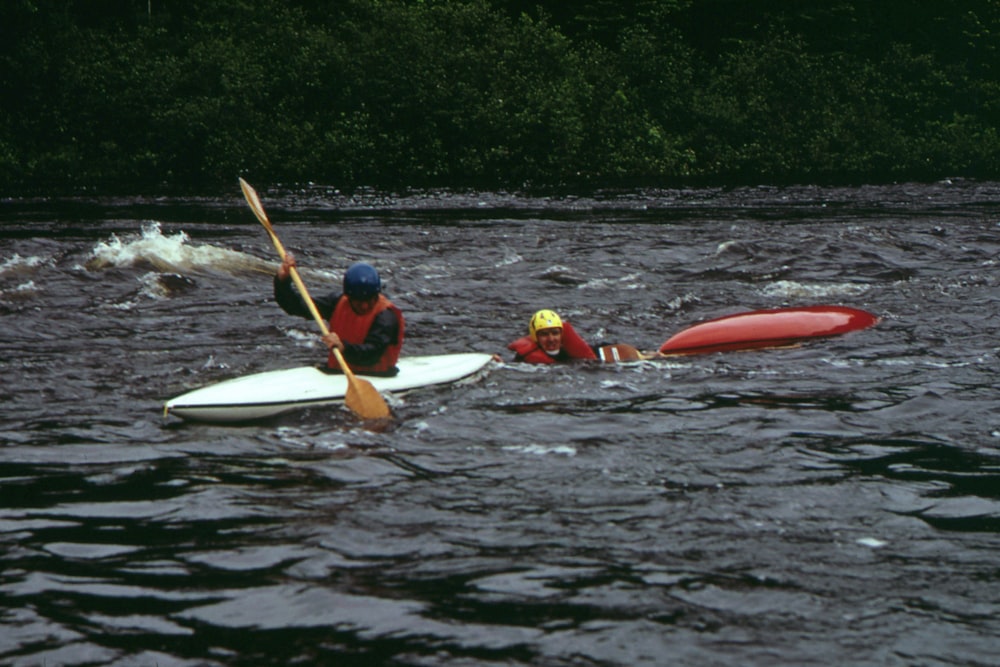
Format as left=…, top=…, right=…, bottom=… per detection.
left=327, top=294, right=404, bottom=374
left=507, top=321, right=596, bottom=364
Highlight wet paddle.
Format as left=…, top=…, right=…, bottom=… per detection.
left=596, top=344, right=659, bottom=362
left=239, top=177, right=391, bottom=420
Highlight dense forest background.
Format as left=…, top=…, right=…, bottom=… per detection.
left=2, top=0, right=999, bottom=194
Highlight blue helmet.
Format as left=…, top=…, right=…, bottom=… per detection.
left=343, top=262, right=381, bottom=299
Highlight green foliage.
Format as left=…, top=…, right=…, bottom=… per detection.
left=0, top=0, right=998, bottom=193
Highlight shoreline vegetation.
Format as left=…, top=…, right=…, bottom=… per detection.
left=2, top=0, right=998, bottom=196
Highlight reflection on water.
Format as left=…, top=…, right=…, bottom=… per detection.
left=1, top=181, right=999, bottom=666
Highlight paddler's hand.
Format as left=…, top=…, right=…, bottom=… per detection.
left=277, top=252, right=297, bottom=280
left=322, top=331, right=344, bottom=352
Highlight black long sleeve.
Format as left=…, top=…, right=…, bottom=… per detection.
left=274, top=275, right=339, bottom=321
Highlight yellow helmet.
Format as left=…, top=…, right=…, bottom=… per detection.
left=529, top=309, right=563, bottom=340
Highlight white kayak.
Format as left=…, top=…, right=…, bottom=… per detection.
left=164, top=353, right=494, bottom=423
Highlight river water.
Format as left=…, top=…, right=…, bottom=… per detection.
left=1, top=180, right=998, bottom=666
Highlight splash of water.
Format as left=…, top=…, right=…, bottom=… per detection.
left=1, top=253, right=51, bottom=275
left=760, top=279, right=870, bottom=299
left=86, top=221, right=271, bottom=275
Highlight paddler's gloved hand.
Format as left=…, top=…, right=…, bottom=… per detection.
left=322, top=331, right=344, bottom=352
left=277, top=253, right=297, bottom=280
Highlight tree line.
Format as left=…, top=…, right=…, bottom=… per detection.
left=1, top=0, right=998, bottom=194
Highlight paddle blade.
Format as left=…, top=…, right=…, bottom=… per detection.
left=597, top=344, right=646, bottom=362
left=239, top=178, right=267, bottom=223
left=330, top=347, right=391, bottom=419
left=344, top=376, right=392, bottom=420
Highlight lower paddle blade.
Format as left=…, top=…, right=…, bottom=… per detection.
left=344, top=377, right=392, bottom=420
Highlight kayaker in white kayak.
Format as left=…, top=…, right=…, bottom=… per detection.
left=274, top=254, right=405, bottom=376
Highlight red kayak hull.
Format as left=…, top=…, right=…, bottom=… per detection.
left=659, top=306, right=879, bottom=355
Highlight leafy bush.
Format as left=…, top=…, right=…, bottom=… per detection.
left=0, top=0, right=997, bottom=193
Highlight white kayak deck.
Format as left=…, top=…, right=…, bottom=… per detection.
left=164, top=352, right=494, bottom=423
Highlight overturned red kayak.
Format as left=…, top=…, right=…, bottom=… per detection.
left=659, top=306, right=879, bottom=355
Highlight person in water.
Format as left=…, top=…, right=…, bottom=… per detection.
left=507, top=309, right=598, bottom=363
left=275, top=253, right=404, bottom=376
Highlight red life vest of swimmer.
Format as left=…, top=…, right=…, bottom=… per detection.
left=507, top=321, right=596, bottom=364
left=327, top=294, right=404, bottom=374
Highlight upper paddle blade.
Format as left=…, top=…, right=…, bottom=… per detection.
left=239, top=177, right=267, bottom=223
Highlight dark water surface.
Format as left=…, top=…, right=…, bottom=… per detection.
left=1, top=181, right=998, bottom=666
